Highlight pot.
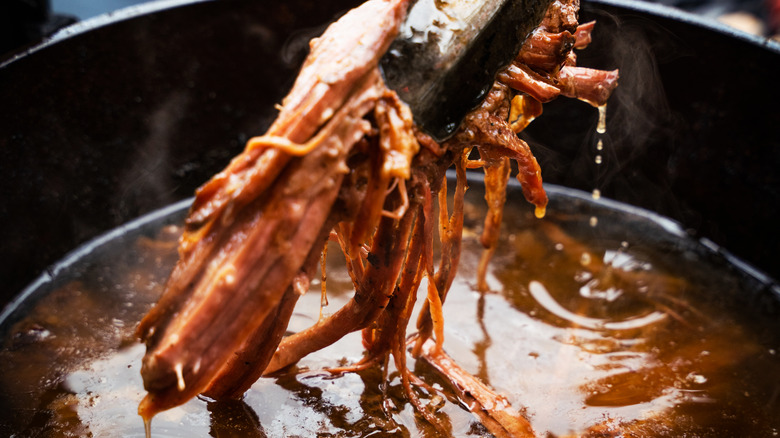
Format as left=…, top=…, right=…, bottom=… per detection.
left=1, top=0, right=778, bottom=307
left=0, top=0, right=779, bottom=435
left=1, top=0, right=778, bottom=311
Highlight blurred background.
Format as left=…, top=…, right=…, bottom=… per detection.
left=1, top=0, right=778, bottom=62
left=1, top=0, right=779, bottom=59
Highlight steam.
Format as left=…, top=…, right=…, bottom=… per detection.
left=116, top=91, right=190, bottom=223
left=575, top=8, right=694, bottom=218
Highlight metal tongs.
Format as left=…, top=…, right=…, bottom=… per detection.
left=381, top=0, right=552, bottom=141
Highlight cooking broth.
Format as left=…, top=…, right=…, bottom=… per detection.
left=1, top=180, right=779, bottom=437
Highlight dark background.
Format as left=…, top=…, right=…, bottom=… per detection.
left=1, top=0, right=778, bottom=59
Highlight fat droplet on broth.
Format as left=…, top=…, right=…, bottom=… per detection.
left=597, top=104, right=607, bottom=134
left=580, top=252, right=592, bottom=265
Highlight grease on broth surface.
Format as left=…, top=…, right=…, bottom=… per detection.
left=1, top=185, right=779, bottom=437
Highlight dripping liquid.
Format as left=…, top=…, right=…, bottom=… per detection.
left=143, top=416, right=152, bottom=438
left=596, top=103, right=607, bottom=134
left=0, top=183, right=779, bottom=437
left=590, top=104, right=607, bottom=230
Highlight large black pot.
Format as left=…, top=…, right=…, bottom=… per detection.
left=0, top=0, right=778, bottom=310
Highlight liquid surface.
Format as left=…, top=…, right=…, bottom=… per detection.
left=1, top=183, right=779, bottom=437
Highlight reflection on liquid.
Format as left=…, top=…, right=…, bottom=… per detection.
left=528, top=280, right=668, bottom=330
left=1, top=185, right=779, bottom=437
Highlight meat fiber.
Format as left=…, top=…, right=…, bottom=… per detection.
left=137, top=0, right=619, bottom=433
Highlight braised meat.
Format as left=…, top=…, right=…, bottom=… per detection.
left=137, top=0, right=619, bottom=434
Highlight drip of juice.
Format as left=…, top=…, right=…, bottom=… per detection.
left=143, top=416, right=152, bottom=438
left=592, top=105, right=606, bottom=216
left=597, top=104, right=607, bottom=134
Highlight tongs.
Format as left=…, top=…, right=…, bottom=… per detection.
left=381, top=0, right=552, bottom=141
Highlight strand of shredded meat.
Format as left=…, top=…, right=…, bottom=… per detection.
left=136, top=0, right=409, bottom=417
left=136, top=0, right=619, bottom=434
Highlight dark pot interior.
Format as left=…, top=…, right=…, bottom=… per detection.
left=0, top=0, right=778, bottom=309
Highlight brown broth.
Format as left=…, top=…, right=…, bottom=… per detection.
left=1, top=183, right=779, bottom=437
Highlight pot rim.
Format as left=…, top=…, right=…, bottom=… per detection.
left=2, top=0, right=779, bottom=70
